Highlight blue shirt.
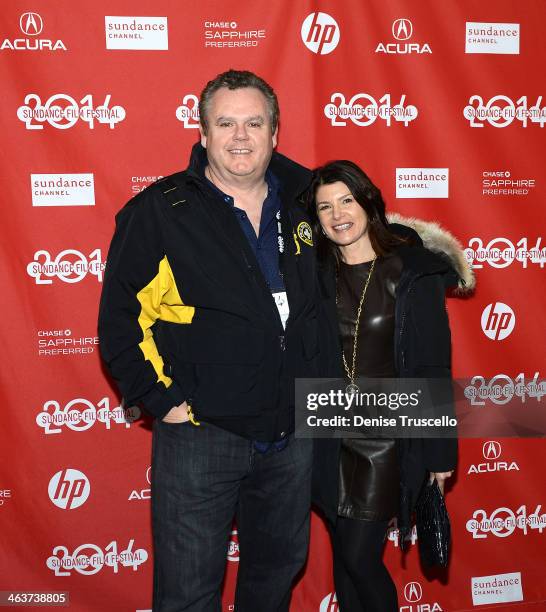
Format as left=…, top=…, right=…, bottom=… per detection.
left=205, top=171, right=290, bottom=447
left=206, top=171, right=285, bottom=292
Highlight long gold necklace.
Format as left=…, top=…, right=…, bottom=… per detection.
left=336, top=256, right=377, bottom=395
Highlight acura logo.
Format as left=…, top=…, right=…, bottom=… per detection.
left=20, top=12, right=44, bottom=36
left=404, top=581, right=423, bottom=603
left=392, top=18, right=413, bottom=41
left=483, top=440, right=502, bottom=460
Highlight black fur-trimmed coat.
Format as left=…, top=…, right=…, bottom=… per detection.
left=313, top=214, right=475, bottom=532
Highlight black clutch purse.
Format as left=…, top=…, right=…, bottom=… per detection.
left=415, top=478, right=451, bottom=567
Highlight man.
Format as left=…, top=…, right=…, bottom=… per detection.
left=98, top=70, right=322, bottom=611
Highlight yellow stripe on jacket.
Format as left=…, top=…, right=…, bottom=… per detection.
left=136, top=255, right=194, bottom=387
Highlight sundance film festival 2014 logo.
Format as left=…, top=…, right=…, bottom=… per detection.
left=176, top=94, right=200, bottom=128
left=26, top=248, right=105, bottom=285
left=467, top=440, right=520, bottom=475
left=47, top=539, right=148, bottom=576
left=375, top=18, right=432, bottom=54
left=1, top=12, right=67, bottom=51
left=464, top=95, right=546, bottom=128
left=465, top=236, right=545, bottom=269
left=324, top=93, right=418, bottom=127
left=301, top=12, right=340, bottom=55
left=17, top=93, right=126, bottom=130
left=37, top=397, right=141, bottom=434
left=48, top=469, right=90, bottom=510
left=466, top=504, right=546, bottom=539
left=464, top=371, right=544, bottom=407
left=481, top=302, right=515, bottom=341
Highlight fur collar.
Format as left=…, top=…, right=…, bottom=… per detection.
left=387, top=212, right=475, bottom=293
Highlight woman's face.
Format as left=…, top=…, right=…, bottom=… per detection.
left=315, top=181, right=369, bottom=249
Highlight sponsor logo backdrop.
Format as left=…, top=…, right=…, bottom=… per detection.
left=1, top=0, right=544, bottom=610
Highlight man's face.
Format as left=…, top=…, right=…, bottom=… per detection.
left=200, top=87, right=278, bottom=183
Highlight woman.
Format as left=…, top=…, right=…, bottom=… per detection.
left=308, top=160, right=474, bottom=611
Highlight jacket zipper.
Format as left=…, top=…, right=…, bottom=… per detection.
left=398, top=279, right=415, bottom=374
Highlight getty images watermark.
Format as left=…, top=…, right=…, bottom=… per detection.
left=295, top=377, right=545, bottom=439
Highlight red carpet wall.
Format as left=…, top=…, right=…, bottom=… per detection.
left=1, top=0, right=545, bottom=610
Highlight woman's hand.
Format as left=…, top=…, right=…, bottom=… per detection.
left=429, top=471, right=454, bottom=495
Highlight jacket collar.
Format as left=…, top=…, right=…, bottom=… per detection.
left=387, top=213, right=475, bottom=293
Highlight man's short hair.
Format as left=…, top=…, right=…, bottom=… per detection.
left=199, top=69, right=279, bottom=134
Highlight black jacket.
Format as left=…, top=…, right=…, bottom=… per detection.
left=99, top=143, right=321, bottom=441
left=312, top=216, right=475, bottom=528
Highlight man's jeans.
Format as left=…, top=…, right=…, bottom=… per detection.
left=151, top=419, right=313, bottom=612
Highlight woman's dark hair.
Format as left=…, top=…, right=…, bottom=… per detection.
left=306, top=160, right=407, bottom=264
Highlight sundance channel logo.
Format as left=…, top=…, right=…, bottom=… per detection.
left=396, top=168, right=449, bottom=199
left=471, top=571, right=523, bottom=605
left=466, top=22, right=519, bottom=55
left=31, top=173, right=95, bottom=207
left=105, top=16, right=168, bottom=50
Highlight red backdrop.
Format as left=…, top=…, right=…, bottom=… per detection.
left=1, top=1, right=545, bottom=610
